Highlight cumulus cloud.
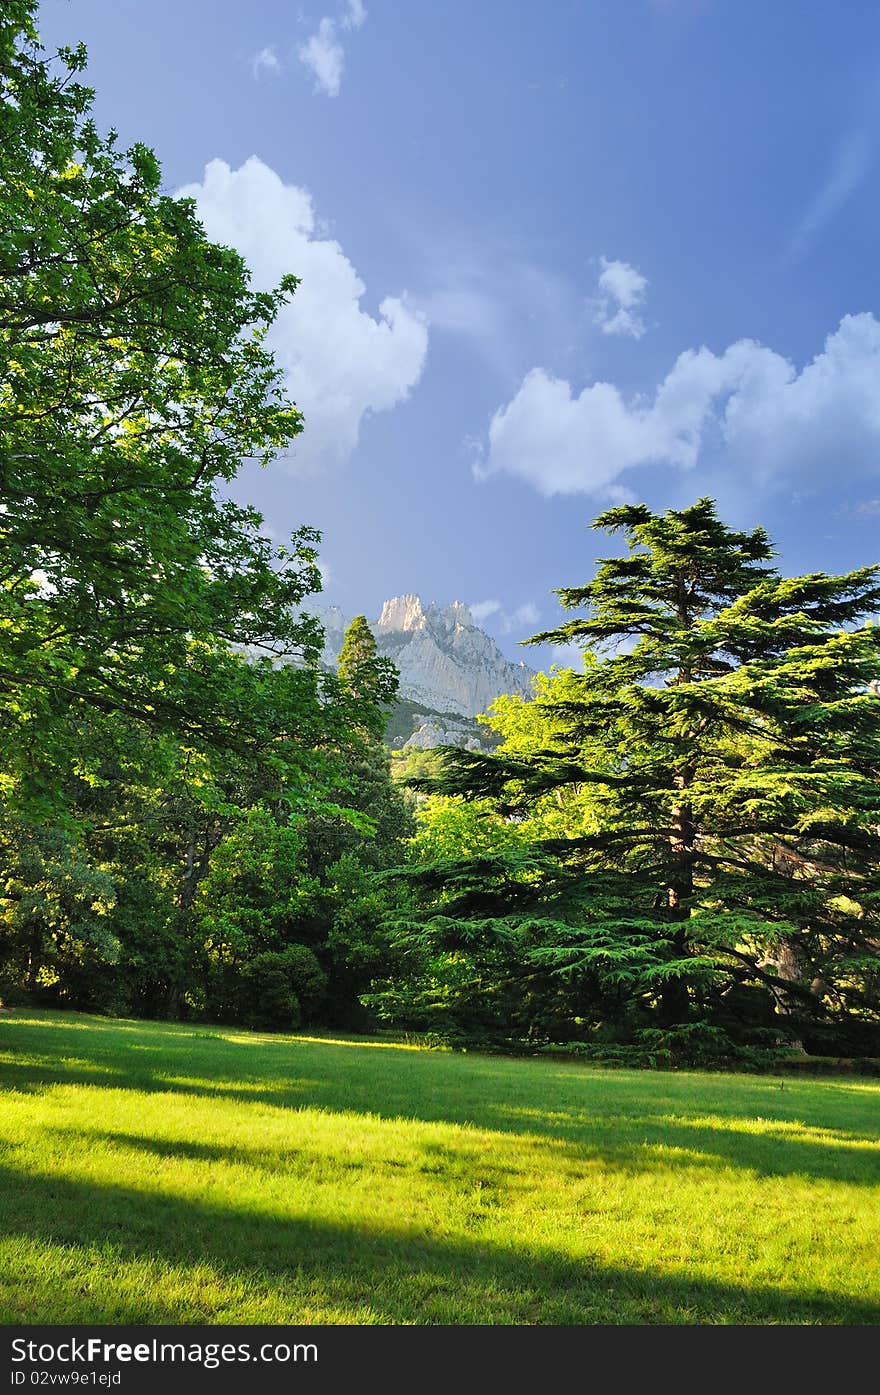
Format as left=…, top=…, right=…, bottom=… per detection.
left=178, top=157, right=428, bottom=471
left=476, top=312, right=880, bottom=498
left=470, top=599, right=540, bottom=634
left=594, top=256, right=649, bottom=339
left=251, top=46, right=281, bottom=80
left=298, top=0, right=366, bottom=96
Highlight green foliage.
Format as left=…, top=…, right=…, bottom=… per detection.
left=5, top=1, right=878, bottom=1065
left=223, top=945, right=327, bottom=1032
left=0, top=4, right=329, bottom=825
left=389, top=500, right=880, bottom=1057
left=336, top=616, right=398, bottom=743
left=296, top=736, right=415, bottom=1026
left=0, top=819, right=116, bottom=1004
left=0, top=5, right=409, bottom=1031
left=194, top=809, right=317, bottom=960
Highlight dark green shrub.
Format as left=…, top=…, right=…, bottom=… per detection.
left=209, top=944, right=328, bottom=1032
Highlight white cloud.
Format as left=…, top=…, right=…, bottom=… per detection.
left=470, top=598, right=540, bottom=634
left=415, top=258, right=573, bottom=379
left=594, top=255, right=648, bottom=339
left=548, top=642, right=583, bottom=669
left=470, top=599, right=502, bottom=624
left=408, top=227, right=581, bottom=384
left=298, top=1, right=366, bottom=96
left=788, top=131, right=872, bottom=260
left=511, top=601, right=540, bottom=628
left=298, top=18, right=344, bottom=96
left=251, top=46, right=281, bottom=79
left=342, top=0, right=367, bottom=30
left=178, top=157, right=428, bottom=471
left=476, top=312, right=880, bottom=498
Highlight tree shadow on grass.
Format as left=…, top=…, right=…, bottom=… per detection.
left=481, top=1105, right=880, bottom=1186
left=0, top=1162, right=877, bottom=1326
left=2, top=1044, right=879, bottom=1188
left=63, top=1107, right=880, bottom=1198
left=0, top=1055, right=322, bottom=1106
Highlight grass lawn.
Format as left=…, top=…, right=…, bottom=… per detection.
left=0, top=1009, right=879, bottom=1325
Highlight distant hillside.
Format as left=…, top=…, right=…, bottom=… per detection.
left=382, top=696, right=486, bottom=751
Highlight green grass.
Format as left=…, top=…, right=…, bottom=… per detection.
left=1, top=1010, right=879, bottom=1324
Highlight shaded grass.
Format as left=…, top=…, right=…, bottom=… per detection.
left=1, top=1009, right=879, bottom=1324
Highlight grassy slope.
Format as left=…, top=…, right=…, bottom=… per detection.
left=1, top=1010, right=879, bottom=1325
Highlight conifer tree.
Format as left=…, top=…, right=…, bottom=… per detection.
left=400, top=500, right=880, bottom=1056
left=330, top=617, right=406, bottom=861
left=337, top=616, right=396, bottom=739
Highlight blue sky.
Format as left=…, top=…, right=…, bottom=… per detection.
left=40, top=0, right=880, bottom=662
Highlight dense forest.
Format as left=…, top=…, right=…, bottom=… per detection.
left=2, top=3, right=879, bottom=1067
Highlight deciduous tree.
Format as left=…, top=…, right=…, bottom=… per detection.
left=0, top=3, right=322, bottom=811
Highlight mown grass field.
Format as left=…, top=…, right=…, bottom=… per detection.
left=0, top=1009, right=878, bottom=1325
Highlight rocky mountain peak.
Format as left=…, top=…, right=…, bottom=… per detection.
left=375, top=594, right=427, bottom=633
left=427, top=599, right=474, bottom=632
left=369, top=593, right=535, bottom=719
left=376, top=595, right=476, bottom=637
left=315, top=592, right=536, bottom=720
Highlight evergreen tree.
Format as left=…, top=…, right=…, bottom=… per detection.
left=398, top=500, right=880, bottom=1059
left=324, top=615, right=404, bottom=858
left=338, top=616, right=378, bottom=684
left=337, top=616, right=396, bottom=739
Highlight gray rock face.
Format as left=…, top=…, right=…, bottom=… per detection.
left=403, top=717, right=485, bottom=752
left=309, top=603, right=348, bottom=656
left=317, top=593, right=535, bottom=719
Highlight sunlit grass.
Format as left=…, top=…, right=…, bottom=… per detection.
left=1, top=1009, right=878, bottom=1324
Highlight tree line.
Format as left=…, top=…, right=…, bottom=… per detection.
left=2, top=5, right=878, bottom=1065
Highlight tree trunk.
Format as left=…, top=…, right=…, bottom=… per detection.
left=179, top=836, right=197, bottom=911
left=662, top=766, right=695, bottom=1027
left=163, top=834, right=198, bottom=1021
left=659, top=945, right=690, bottom=1026
left=762, top=935, right=809, bottom=1051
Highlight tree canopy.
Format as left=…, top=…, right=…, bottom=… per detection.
left=0, top=3, right=403, bottom=1027
left=393, top=499, right=880, bottom=1060
left=0, top=0, right=324, bottom=807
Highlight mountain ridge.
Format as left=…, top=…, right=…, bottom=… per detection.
left=313, top=593, right=537, bottom=748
